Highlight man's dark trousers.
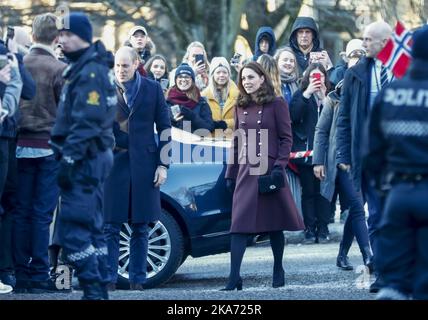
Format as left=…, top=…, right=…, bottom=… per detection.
left=56, top=150, right=113, bottom=284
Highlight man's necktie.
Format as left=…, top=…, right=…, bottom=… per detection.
left=380, top=65, right=389, bottom=89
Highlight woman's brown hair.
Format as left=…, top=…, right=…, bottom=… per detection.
left=145, top=54, right=169, bottom=77
left=237, top=61, right=276, bottom=108
left=167, top=82, right=201, bottom=102
left=257, top=54, right=282, bottom=97
left=300, top=62, right=331, bottom=92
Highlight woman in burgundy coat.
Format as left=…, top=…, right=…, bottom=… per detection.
left=223, top=62, right=304, bottom=290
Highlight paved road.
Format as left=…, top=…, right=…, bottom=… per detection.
left=1, top=242, right=374, bottom=301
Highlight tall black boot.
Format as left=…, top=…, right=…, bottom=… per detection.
left=361, top=246, right=374, bottom=274
left=80, top=281, right=105, bottom=300
left=336, top=241, right=353, bottom=271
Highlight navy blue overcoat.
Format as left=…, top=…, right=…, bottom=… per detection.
left=104, top=76, right=171, bottom=224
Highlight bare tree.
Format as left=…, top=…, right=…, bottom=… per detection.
left=1, top=0, right=425, bottom=66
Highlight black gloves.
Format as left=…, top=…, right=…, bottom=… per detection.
left=271, top=165, right=285, bottom=186
left=214, top=120, right=228, bottom=130
left=225, top=178, right=236, bottom=194
left=57, top=158, right=75, bottom=191
left=179, top=106, right=195, bottom=120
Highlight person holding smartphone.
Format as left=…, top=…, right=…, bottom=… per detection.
left=166, top=63, right=215, bottom=135
left=170, top=42, right=209, bottom=91
left=289, top=63, right=332, bottom=244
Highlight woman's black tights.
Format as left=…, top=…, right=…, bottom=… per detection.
left=225, top=231, right=285, bottom=288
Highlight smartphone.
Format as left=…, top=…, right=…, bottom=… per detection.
left=7, top=26, right=15, bottom=40
left=230, top=53, right=242, bottom=66
left=310, top=51, right=323, bottom=63
left=170, top=104, right=181, bottom=118
left=0, top=55, right=8, bottom=70
left=0, top=108, right=8, bottom=122
left=5, top=26, right=14, bottom=48
left=160, top=78, right=169, bottom=91
left=312, top=72, right=321, bottom=82
left=194, top=54, right=204, bottom=65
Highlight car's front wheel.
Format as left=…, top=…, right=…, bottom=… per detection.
left=116, top=210, right=185, bottom=289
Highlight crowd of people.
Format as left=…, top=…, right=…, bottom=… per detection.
left=0, top=10, right=427, bottom=300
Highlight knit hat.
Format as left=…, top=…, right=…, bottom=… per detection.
left=209, top=57, right=231, bottom=76
left=60, top=12, right=92, bottom=44
left=175, top=63, right=195, bottom=81
left=411, top=24, right=428, bottom=61
left=128, top=25, right=148, bottom=39
left=345, top=39, right=365, bottom=57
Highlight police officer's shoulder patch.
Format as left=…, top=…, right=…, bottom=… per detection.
left=87, top=91, right=100, bottom=106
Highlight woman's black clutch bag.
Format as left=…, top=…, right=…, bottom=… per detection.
left=258, top=173, right=285, bottom=194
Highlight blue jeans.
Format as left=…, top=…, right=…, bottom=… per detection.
left=105, top=222, right=149, bottom=285
left=336, top=169, right=370, bottom=253
left=14, top=155, right=60, bottom=282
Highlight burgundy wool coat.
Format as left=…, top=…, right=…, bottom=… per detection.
left=225, top=97, right=305, bottom=233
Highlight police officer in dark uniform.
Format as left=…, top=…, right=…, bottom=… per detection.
left=365, top=24, right=428, bottom=300
left=50, top=12, right=117, bottom=300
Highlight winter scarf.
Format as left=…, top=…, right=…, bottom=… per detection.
left=167, top=87, right=200, bottom=109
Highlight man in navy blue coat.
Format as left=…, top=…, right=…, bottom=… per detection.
left=104, top=46, right=171, bottom=291
left=336, top=21, right=393, bottom=293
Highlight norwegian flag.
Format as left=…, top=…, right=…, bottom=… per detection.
left=377, top=21, right=413, bottom=79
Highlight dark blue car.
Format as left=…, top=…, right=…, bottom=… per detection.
left=117, top=128, right=233, bottom=288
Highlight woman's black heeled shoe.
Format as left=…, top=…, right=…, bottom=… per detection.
left=272, top=270, right=285, bottom=288
left=220, top=277, right=243, bottom=291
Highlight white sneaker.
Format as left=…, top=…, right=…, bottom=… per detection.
left=0, top=281, right=13, bottom=294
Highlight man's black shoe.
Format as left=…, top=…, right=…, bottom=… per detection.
left=80, top=282, right=105, bottom=300
left=302, top=230, right=316, bottom=244
left=13, top=280, right=31, bottom=293
left=317, top=233, right=330, bottom=244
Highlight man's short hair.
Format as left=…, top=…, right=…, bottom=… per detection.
left=32, top=13, right=59, bottom=45
left=116, top=46, right=139, bottom=63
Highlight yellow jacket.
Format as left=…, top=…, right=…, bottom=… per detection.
left=201, top=81, right=239, bottom=130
